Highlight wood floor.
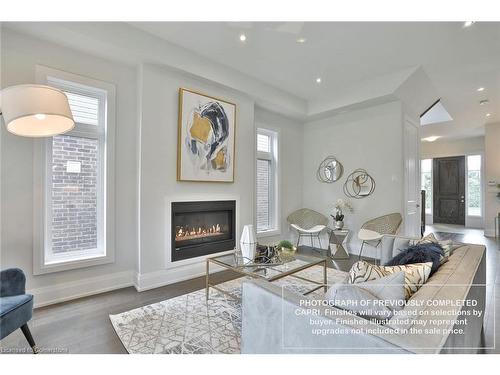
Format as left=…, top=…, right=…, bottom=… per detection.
left=1, top=225, right=498, bottom=354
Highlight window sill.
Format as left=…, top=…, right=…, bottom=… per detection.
left=34, top=251, right=114, bottom=275
left=257, top=229, right=281, bottom=239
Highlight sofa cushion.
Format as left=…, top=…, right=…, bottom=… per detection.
left=0, top=294, right=33, bottom=340
left=348, top=260, right=432, bottom=299
left=326, top=272, right=406, bottom=320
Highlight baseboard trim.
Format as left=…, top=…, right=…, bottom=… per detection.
left=134, top=262, right=225, bottom=292
left=28, top=270, right=135, bottom=308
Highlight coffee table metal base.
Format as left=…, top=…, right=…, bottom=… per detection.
left=206, top=256, right=327, bottom=301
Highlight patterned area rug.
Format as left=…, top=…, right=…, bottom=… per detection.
left=110, top=266, right=347, bottom=354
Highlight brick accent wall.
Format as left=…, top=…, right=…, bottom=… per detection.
left=50, top=135, right=99, bottom=253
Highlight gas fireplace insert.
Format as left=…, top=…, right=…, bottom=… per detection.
left=171, top=200, right=236, bottom=262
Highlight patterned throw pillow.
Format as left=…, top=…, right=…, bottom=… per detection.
left=416, top=233, right=461, bottom=265
left=325, top=272, right=406, bottom=320
left=348, top=260, right=432, bottom=300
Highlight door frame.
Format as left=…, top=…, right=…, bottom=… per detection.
left=403, top=114, right=421, bottom=237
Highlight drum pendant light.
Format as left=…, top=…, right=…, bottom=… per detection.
left=0, top=84, right=74, bottom=137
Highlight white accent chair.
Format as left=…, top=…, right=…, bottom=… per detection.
left=287, top=209, right=328, bottom=250
left=358, top=212, right=402, bottom=262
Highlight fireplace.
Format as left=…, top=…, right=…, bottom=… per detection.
left=171, top=200, right=236, bottom=262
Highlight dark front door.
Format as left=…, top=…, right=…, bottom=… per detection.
left=433, top=156, right=465, bottom=225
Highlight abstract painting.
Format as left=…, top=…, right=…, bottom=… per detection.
left=177, top=88, right=236, bottom=182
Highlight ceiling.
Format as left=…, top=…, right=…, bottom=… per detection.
left=131, top=22, right=500, bottom=140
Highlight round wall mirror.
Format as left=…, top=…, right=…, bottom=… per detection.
left=317, top=156, right=344, bottom=183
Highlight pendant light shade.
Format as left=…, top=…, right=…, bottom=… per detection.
left=1, top=84, right=74, bottom=137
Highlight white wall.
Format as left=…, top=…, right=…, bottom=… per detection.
left=420, top=136, right=485, bottom=229
left=485, top=122, right=500, bottom=237
left=135, top=63, right=256, bottom=290
left=0, top=28, right=308, bottom=304
left=421, top=136, right=484, bottom=159
left=302, top=101, right=404, bottom=257
left=254, top=107, right=304, bottom=246
left=0, top=29, right=138, bottom=306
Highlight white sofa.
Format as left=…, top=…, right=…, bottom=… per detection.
left=241, top=235, right=486, bottom=354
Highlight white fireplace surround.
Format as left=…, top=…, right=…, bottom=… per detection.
left=133, top=195, right=241, bottom=292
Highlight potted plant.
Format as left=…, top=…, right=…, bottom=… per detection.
left=332, top=199, right=353, bottom=229
left=277, top=240, right=296, bottom=255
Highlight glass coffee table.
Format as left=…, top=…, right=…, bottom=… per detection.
left=205, top=252, right=327, bottom=301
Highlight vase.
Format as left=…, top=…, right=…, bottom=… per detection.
left=335, top=220, right=344, bottom=230
left=240, top=243, right=256, bottom=263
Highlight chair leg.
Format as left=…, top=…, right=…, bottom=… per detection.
left=359, top=241, right=365, bottom=260
left=20, top=323, right=39, bottom=354
left=296, top=234, right=301, bottom=248
left=310, top=234, right=314, bottom=249
left=318, top=234, right=323, bottom=249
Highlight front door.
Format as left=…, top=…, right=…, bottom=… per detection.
left=433, top=156, right=465, bottom=225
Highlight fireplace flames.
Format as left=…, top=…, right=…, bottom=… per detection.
left=175, top=223, right=225, bottom=241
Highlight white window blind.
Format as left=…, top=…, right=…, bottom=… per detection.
left=257, top=133, right=271, bottom=153
left=256, top=159, right=271, bottom=231
left=65, top=91, right=100, bottom=126
left=256, top=129, right=278, bottom=234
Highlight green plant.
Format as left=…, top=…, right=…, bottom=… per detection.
left=277, top=240, right=294, bottom=250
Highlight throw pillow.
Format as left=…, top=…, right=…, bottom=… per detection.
left=348, top=260, right=432, bottom=300
left=385, top=243, right=444, bottom=275
left=325, top=272, right=406, bottom=320
left=416, top=233, right=462, bottom=265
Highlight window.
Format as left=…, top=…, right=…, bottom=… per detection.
left=256, top=129, right=278, bottom=235
left=467, top=155, right=482, bottom=217
left=34, top=66, right=115, bottom=274
left=421, top=159, right=432, bottom=214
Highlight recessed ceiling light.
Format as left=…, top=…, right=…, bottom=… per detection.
left=480, top=99, right=489, bottom=105
left=486, top=113, right=491, bottom=117
left=477, top=87, right=485, bottom=92
left=239, top=34, right=247, bottom=42
left=422, top=136, right=441, bottom=142
left=463, top=21, right=475, bottom=28
left=296, top=37, right=307, bottom=44
left=316, top=78, right=322, bottom=84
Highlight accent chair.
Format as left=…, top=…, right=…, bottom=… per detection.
left=0, top=268, right=38, bottom=353
left=287, top=208, right=328, bottom=250
left=358, top=212, right=402, bottom=262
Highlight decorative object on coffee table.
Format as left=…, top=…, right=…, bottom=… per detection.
left=327, top=228, right=350, bottom=260
left=240, top=224, right=257, bottom=263
left=343, top=168, right=376, bottom=199
left=277, top=240, right=297, bottom=255
left=316, top=155, right=343, bottom=183
left=332, top=198, right=353, bottom=229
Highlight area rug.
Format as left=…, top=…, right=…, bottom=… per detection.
left=110, top=266, right=347, bottom=354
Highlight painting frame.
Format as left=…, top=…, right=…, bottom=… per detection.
left=177, top=88, right=237, bottom=183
